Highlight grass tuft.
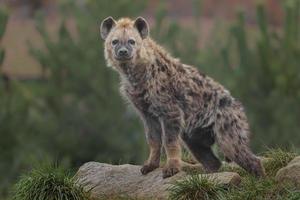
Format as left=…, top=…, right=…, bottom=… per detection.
left=263, top=148, right=297, bottom=176
left=12, top=164, right=89, bottom=200
left=168, top=174, right=224, bottom=200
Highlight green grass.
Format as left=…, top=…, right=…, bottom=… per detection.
left=12, top=164, right=89, bottom=200
left=263, top=148, right=297, bottom=176
left=218, top=175, right=300, bottom=200
left=169, top=148, right=300, bottom=200
left=168, top=175, right=224, bottom=200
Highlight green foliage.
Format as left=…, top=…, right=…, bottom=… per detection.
left=0, top=7, right=8, bottom=39
left=200, top=0, right=300, bottom=151
left=168, top=175, right=224, bottom=200
left=0, top=7, right=8, bottom=65
left=219, top=176, right=300, bottom=200
left=12, top=164, right=88, bottom=200
left=151, top=2, right=199, bottom=65
left=29, top=0, right=148, bottom=166
left=263, top=148, right=297, bottom=176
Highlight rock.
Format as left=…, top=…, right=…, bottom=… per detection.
left=75, top=162, right=241, bottom=200
left=287, top=156, right=300, bottom=165
left=276, top=156, right=300, bottom=188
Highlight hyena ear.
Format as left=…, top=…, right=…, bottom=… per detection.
left=100, top=16, right=116, bottom=40
left=134, top=17, right=149, bottom=39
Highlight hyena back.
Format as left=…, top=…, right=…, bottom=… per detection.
left=100, top=16, right=265, bottom=178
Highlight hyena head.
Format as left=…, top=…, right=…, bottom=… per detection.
left=100, top=17, right=149, bottom=70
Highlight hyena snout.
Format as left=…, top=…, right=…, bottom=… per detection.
left=117, top=47, right=129, bottom=57
left=115, top=46, right=132, bottom=61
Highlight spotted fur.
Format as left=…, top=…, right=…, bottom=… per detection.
left=100, top=16, right=265, bottom=178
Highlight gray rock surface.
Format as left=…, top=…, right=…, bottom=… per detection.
left=276, top=156, right=300, bottom=188
left=76, top=162, right=241, bottom=200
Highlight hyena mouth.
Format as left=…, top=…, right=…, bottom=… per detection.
left=115, top=56, right=133, bottom=61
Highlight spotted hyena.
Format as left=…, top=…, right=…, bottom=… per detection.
left=100, top=16, right=265, bottom=178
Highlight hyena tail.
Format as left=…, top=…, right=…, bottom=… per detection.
left=214, top=110, right=266, bottom=177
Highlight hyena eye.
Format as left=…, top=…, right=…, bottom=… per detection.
left=128, top=39, right=136, bottom=45
left=112, top=39, right=119, bottom=45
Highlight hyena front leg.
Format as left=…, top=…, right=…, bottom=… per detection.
left=160, top=117, right=183, bottom=178
left=140, top=115, right=162, bottom=175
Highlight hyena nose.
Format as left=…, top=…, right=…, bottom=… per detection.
left=118, top=48, right=129, bottom=57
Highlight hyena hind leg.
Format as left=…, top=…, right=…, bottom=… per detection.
left=182, top=126, right=222, bottom=173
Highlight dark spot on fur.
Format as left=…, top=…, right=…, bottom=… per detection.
left=234, top=153, right=239, bottom=159
left=223, top=123, right=229, bottom=131
left=203, top=92, right=212, bottom=101
left=205, top=83, right=211, bottom=88
left=216, top=113, right=221, bottom=119
left=234, top=145, right=239, bottom=153
left=219, top=96, right=232, bottom=108
left=238, top=139, right=242, bottom=145
left=192, top=77, right=203, bottom=87
left=155, top=59, right=162, bottom=67
left=187, top=90, right=197, bottom=97
left=202, top=118, right=209, bottom=125
left=196, top=113, right=204, bottom=119
left=138, top=89, right=146, bottom=98
left=151, top=71, right=155, bottom=77
left=174, top=91, right=185, bottom=101
left=231, top=119, right=237, bottom=126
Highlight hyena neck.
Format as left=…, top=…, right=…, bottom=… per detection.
left=141, top=38, right=183, bottom=76
left=119, top=62, right=148, bottom=87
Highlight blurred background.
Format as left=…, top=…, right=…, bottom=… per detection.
left=0, top=0, right=299, bottom=198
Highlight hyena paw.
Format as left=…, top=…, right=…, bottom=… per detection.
left=162, top=160, right=181, bottom=178
left=203, top=159, right=222, bottom=173
left=140, top=163, right=159, bottom=175
left=162, top=165, right=180, bottom=178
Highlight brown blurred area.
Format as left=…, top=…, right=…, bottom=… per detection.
left=0, top=0, right=283, bottom=79
left=148, top=0, right=283, bottom=24
left=1, top=0, right=55, bottom=17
